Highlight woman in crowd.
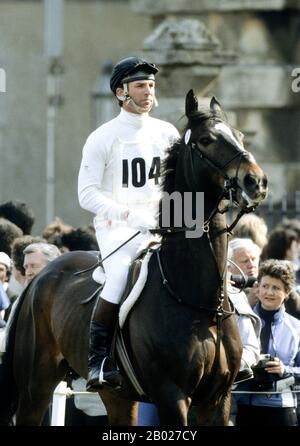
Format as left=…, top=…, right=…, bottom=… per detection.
left=235, top=259, right=300, bottom=426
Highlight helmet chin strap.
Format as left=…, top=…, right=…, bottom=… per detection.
left=116, top=83, right=158, bottom=114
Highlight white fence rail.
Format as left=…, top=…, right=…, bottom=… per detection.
left=51, top=381, right=300, bottom=426
left=51, top=381, right=100, bottom=426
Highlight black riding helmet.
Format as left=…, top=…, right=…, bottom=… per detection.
left=110, top=56, right=158, bottom=94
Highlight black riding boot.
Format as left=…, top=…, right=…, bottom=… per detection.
left=86, top=297, right=121, bottom=391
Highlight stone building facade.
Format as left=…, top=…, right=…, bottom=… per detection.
left=132, top=0, right=300, bottom=211
left=0, top=0, right=299, bottom=232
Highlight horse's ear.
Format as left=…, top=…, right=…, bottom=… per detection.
left=185, top=89, right=198, bottom=117
left=210, top=96, right=222, bottom=114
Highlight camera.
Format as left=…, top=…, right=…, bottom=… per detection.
left=250, top=355, right=296, bottom=392
left=230, top=274, right=257, bottom=289
left=251, top=354, right=276, bottom=391
left=254, top=353, right=274, bottom=369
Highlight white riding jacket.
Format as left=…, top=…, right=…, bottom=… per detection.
left=78, top=108, right=179, bottom=228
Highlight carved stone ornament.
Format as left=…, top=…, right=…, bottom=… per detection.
left=131, top=0, right=300, bottom=14
left=143, top=18, right=220, bottom=51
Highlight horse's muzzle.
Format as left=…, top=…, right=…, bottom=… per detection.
left=243, top=172, right=268, bottom=203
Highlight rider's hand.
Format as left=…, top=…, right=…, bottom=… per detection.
left=127, top=209, right=156, bottom=234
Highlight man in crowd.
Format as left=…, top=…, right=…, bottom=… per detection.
left=228, top=238, right=261, bottom=307
left=23, top=242, right=61, bottom=286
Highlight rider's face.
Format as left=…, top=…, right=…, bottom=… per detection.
left=118, top=79, right=155, bottom=113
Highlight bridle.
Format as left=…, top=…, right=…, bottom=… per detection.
left=151, top=126, right=259, bottom=324
left=188, top=140, right=245, bottom=190
left=190, top=137, right=260, bottom=231
left=152, top=131, right=258, bottom=238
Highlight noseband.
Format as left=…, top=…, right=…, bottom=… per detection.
left=187, top=140, right=258, bottom=233
left=188, top=140, right=246, bottom=192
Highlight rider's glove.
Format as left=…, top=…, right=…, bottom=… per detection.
left=126, top=209, right=156, bottom=234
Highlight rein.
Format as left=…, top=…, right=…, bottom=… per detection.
left=155, top=240, right=235, bottom=318
left=154, top=228, right=234, bottom=380
left=74, top=230, right=141, bottom=276
left=154, top=233, right=234, bottom=319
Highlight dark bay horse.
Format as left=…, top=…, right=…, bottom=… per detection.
left=0, top=91, right=267, bottom=426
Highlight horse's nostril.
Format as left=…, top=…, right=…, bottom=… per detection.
left=262, top=175, right=268, bottom=189
left=244, top=173, right=257, bottom=190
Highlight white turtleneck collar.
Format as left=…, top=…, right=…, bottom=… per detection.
left=118, top=108, right=149, bottom=127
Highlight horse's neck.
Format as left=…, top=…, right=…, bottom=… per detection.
left=207, top=212, right=228, bottom=274
left=160, top=213, right=228, bottom=308
left=174, top=164, right=224, bottom=220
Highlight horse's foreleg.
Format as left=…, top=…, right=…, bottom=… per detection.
left=210, top=393, right=231, bottom=426
left=194, top=393, right=231, bottom=426
left=15, top=352, right=67, bottom=426
left=16, top=390, right=53, bottom=426
left=157, top=398, right=190, bottom=426
left=100, top=389, right=138, bottom=426
left=154, top=386, right=191, bottom=426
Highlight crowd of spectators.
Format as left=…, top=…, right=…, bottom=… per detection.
left=137, top=214, right=300, bottom=426
left=0, top=199, right=106, bottom=426
left=1, top=200, right=300, bottom=426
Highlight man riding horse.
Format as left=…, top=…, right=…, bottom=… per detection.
left=78, top=56, right=179, bottom=391
left=0, top=87, right=267, bottom=426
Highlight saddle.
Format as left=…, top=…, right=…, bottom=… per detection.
left=115, top=242, right=160, bottom=398
left=118, top=243, right=160, bottom=328
left=92, top=241, right=160, bottom=326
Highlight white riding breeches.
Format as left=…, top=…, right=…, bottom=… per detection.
left=95, top=226, right=150, bottom=304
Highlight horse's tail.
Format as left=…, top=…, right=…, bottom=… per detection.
left=0, top=285, right=30, bottom=425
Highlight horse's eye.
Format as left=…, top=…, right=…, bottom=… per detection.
left=199, top=137, right=212, bottom=147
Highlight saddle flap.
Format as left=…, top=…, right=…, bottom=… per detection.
left=118, top=249, right=154, bottom=329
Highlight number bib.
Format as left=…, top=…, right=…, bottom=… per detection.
left=111, top=137, right=163, bottom=208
